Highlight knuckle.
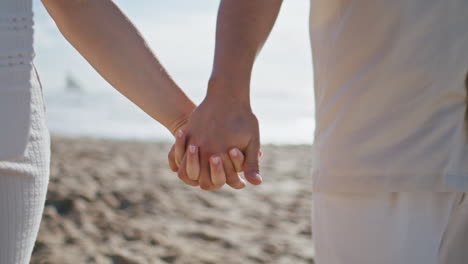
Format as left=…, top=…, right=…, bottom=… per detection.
left=177, top=170, right=187, bottom=180
left=211, top=186, right=222, bottom=191
left=187, top=180, right=198, bottom=187
left=179, top=175, right=197, bottom=186
left=200, top=184, right=211, bottom=191
left=230, top=182, right=244, bottom=189
left=200, top=183, right=212, bottom=191
left=212, top=179, right=225, bottom=188
left=177, top=174, right=184, bottom=181
left=226, top=178, right=242, bottom=189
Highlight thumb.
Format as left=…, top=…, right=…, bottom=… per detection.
left=243, top=138, right=262, bottom=185
left=168, top=144, right=178, bottom=172
left=174, top=129, right=187, bottom=167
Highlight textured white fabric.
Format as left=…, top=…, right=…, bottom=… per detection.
left=312, top=192, right=468, bottom=264
left=309, top=0, right=468, bottom=191
left=0, top=0, right=34, bottom=62
left=0, top=0, right=34, bottom=160
left=0, top=2, right=50, bottom=263
left=0, top=67, right=50, bottom=264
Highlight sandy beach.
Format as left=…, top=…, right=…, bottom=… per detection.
left=31, top=137, right=314, bottom=264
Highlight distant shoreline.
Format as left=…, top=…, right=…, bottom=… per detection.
left=50, top=134, right=314, bottom=147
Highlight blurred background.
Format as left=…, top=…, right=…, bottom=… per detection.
left=34, top=0, right=315, bottom=144
left=31, top=1, right=316, bottom=263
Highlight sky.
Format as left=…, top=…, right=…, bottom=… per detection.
left=32, top=0, right=315, bottom=144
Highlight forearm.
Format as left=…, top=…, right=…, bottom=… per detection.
left=41, top=0, right=195, bottom=134
left=208, top=0, right=283, bottom=103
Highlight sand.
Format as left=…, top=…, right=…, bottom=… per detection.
left=31, top=137, right=315, bottom=264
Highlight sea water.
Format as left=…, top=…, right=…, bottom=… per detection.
left=44, top=85, right=315, bottom=144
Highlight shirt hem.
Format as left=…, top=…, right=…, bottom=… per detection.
left=312, top=170, right=468, bottom=192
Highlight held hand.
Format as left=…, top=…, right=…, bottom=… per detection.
left=168, top=136, right=248, bottom=189
left=175, top=95, right=261, bottom=191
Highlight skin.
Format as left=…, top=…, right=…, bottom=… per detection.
left=41, top=0, right=194, bottom=133
left=168, top=131, right=248, bottom=188
left=168, top=131, right=263, bottom=189
left=169, top=0, right=284, bottom=190
left=41, top=0, right=241, bottom=184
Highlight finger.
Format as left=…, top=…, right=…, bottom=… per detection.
left=228, top=148, right=262, bottom=173
left=243, top=138, right=262, bottom=185
left=222, top=153, right=246, bottom=189
left=229, top=148, right=245, bottom=173
left=198, top=150, right=214, bottom=191
left=168, top=145, right=178, bottom=172
left=186, top=144, right=200, bottom=181
left=177, top=156, right=199, bottom=186
left=209, top=155, right=227, bottom=189
left=174, top=129, right=187, bottom=167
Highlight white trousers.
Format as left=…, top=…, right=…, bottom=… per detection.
left=312, top=192, right=468, bottom=264
left=0, top=68, right=50, bottom=264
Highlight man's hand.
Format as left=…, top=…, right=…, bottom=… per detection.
left=172, top=90, right=261, bottom=191
left=168, top=134, right=249, bottom=189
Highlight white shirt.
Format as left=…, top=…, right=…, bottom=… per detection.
left=0, top=0, right=34, bottom=160
left=310, top=0, right=468, bottom=191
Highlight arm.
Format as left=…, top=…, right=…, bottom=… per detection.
left=174, top=0, right=283, bottom=190
left=208, top=0, right=283, bottom=101
left=41, top=0, right=195, bottom=134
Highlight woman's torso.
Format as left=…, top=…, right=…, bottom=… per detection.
left=0, top=0, right=36, bottom=160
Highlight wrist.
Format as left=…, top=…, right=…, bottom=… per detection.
left=164, top=98, right=195, bottom=136
left=206, top=76, right=251, bottom=106
left=167, top=111, right=192, bottom=137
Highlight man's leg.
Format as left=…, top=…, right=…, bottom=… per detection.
left=312, top=192, right=463, bottom=264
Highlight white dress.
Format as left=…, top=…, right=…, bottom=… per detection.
left=0, top=0, right=50, bottom=263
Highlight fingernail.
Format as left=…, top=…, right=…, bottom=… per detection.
left=230, top=148, right=239, bottom=157
left=253, top=173, right=263, bottom=183
left=176, top=129, right=183, bottom=138
left=212, top=156, right=220, bottom=164
left=238, top=179, right=247, bottom=188
left=189, top=145, right=196, bottom=153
